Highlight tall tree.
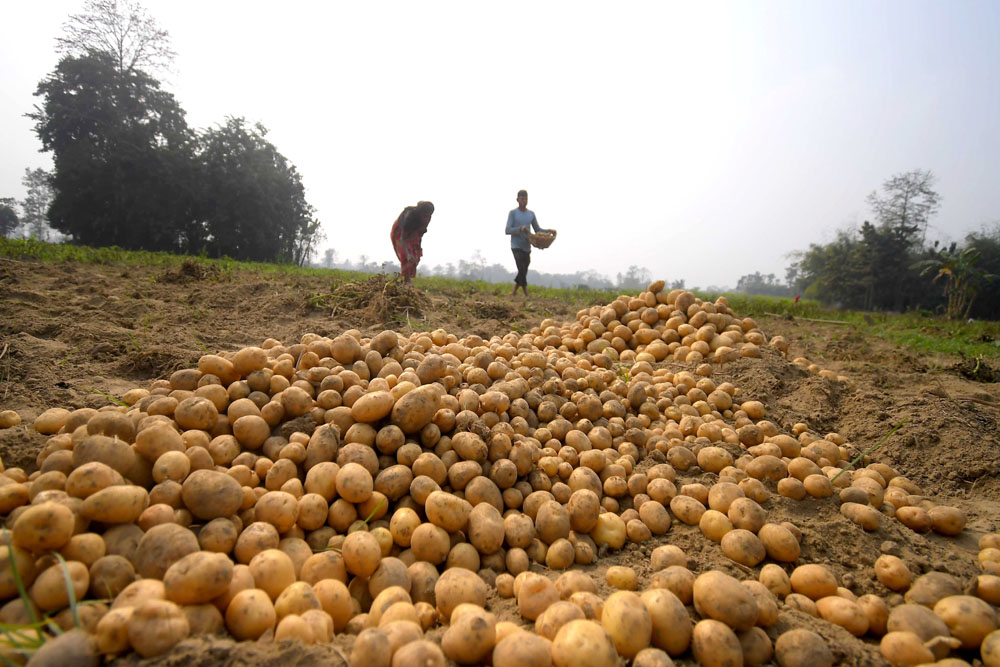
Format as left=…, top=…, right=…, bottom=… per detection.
left=20, top=168, right=55, bottom=241
left=0, top=198, right=19, bottom=237
left=56, top=0, right=175, bottom=76
left=30, top=52, right=197, bottom=250
left=198, top=117, right=322, bottom=264
left=866, top=169, right=941, bottom=244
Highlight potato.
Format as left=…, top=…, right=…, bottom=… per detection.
left=605, top=565, right=637, bottom=590
left=517, top=572, right=559, bottom=621
left=693, top=570, right=758, bottom=632
left=840, top=501, right=881, bottom=531
left=887, top=603, right=951, bottom=642
left=391, top=640, right=446, bottom=667
left=983, top=629, right=1000, bottom=667
left=96, top=606, right=134, bottom=654
left=742, top=580, right=779, bottom=627
left=895, top=506, right=932, bottom=532
left=699, top=510, right=733, bottom=542
left=391, top=384, right=443, bottom=434
left=691, top=619, right=742, bottom=667
left=880, top=631, right=935, bottom=666
left=0, top=545, right=38, bottom=598
left=492, top=631, right=553, bottom=667
left=601, top=591, right=651, bottom=659
left=183, top=603, right=225, bottom=637
left=650, top=544, right=687, bottom=571
left=351, top=627, right=393, bottom=667
left=815, top=595, right=868, bottom=636
left=435, top=567, right=488, bottom=622
left=759, top=563, right=790, bottom=598
left=181, top=469, right=243, bottom=520
left=858, top=593, right=889, bottom=636
left=31, top=560, right=89, bottom=611
left=875, top=554, right=911, bottom=592
left=81, top=485, right=148, bottom=524
left=590, top=512, right=626, bottom=549
left=163, top=551, right=234, bottom=605
left=774, top=628, right=832, bottom=667
left=720, top=529, right=765, bottom=567
left=669, top=495, right=705, bottom=526
left=127, top=598, right=190, bottom=657
left=641, top=589, right=690, bottom=656
left=789, top=563, right=838, bottom=600
left=341, top=530, right=382, bottom=579
left=12, top=501, right=75, bottom=552
left=650, top=566, right=694, bottom=605
left=928, top=505, right=966, bottom=536
left=134, top=523, right=200, bottom=579
left=976, top=575, right=1000, bottom=605
left=248, top=549, right=295, bottom=602
left=225, top=588, right=276, bottom=639
left=313, top=578, right=353, bottom=632
left=933, top=595, right=997, bottom=649
left=441, top=605, right=496, bottom=664
left=58, top=533, right=105, bottom=568
left=904, top=571, right=962, bottom=607
left=551, top=619, right=618, bottom=667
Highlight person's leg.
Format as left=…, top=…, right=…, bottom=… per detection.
left=512, top=249, right=529, bottom=294
left=522, top=250, right=531, bottom=297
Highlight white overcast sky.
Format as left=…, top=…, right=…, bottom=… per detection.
left=2, top=1, right=999, bottom=289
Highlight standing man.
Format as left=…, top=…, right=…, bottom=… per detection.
left=505, top=190, right=552, bottom=297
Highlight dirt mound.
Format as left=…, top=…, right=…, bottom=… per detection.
left=307, top=274, right=432, bottom=326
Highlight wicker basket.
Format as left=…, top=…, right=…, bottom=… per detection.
left=529, top=229, right=557, bottom=249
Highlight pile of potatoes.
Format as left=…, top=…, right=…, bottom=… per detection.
left=0, top=283, right=996, bottom=666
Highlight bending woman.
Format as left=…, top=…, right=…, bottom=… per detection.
left=390, top=201, right=434, bottom=282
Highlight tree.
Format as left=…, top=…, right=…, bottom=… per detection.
left=735, top=271, right=790, bottom=297
left=0, top=198, right=19, bottom=237
left=20, top=168, right=55, bottom=241
left=914, top=244, right=997, bottom=320
left=322, top=248, right=337, bottom=269
left=31, top=52, right=198, bottom=251
left=56, top=0, right=175, bottom=76
left=198, top=117, right=321, bottom=264
left=866, top=169, right=941, bottom=244
left=616, top=265, right=651, bottom=290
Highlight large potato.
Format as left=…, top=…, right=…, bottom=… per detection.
left=134, top=523, right=200, bottom=579
left=12, top=501, right=75, bottom=552
left=181, top=470, right=243, bottom=520
left=225, top=588, right=276, bottom=640
left=641, top=589, right=690, bottom=656
left=692, top=570, right=758, bottom=632
left=391, top=384, right=443, bottom=434
left=774, top=628, right=832, bottom=667
left=691, top=619, right=742, bottom=667
left=127, top=599, right=190, bottom=657
left=601, top=591, right=652, bottom=659
left=933, top=595, right=997, bottom=649
left=551, top=619, right=618, bottom=667
left=81, top=485, right=148, bottom=524
left=163, top=551, right=234, bottom=605
left=435, top=567, right=488, bottom=622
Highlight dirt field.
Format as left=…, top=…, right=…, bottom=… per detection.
left=2, top=257, right=999, bottom=666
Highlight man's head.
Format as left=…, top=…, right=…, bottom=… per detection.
left=516, top=190, right=528, bottom=209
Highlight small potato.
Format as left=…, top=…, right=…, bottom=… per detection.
left=698, top=510, right=733, bottom=542
left=58, top=532, right=106, bottom=567
left=669, top=495, right=705, bottom=526
left=982, top=629, right=1000, bottom=667
left=134, top=523, right=200, bottom=580
left=95, top=606, right=134, bottom=654
left=225, top=588, right=275, bottom=640
left=784, top=593, right=817, bottom=617
left=391, top=640, right=446, bottom=667
left=89, top=555, right=136, bottom=599
left=342, top=530, right=382, bottom=579
left=774, top=628, right=832, bottom=667
left=874, top=554, right=911, bottom=592
left=351, top=627, right=393, bottom=667
left=759, top=563, right=791, bottom=598
left=605, top=565, right=637, bottom=590
left=840, top=502, right=881, bottom=531
left=181, top=470, right=243, bottom=520
left=790, top=564, right=838, bottom=601
left=691, top=619, right=742, bottom=667
left=551, top=619, right=618, bottom=667
left=886, top=603, right=950, bottom=642
left=128, top=599, right=190, bottom=657
left=904, top=571, right=962, bottom=607
left=650, top=545, right=687, bottom=571
left=895, top=506, right=932, bottom=532
left=742, top=581, right=778, bottom=627
left=590, top=512, right=626, bottom=550
left=536, top=600, right=584, bottom=640
left=975, top=575, right=1000, bottom=605
left=739, top=627, right=773, bottom=666
left=858, top=594, right=888, bottom=637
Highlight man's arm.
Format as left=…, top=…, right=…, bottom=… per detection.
left=505, top=211, right=521, bottom=236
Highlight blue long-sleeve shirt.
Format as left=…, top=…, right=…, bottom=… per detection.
left=506, top=208, right=542, bottom=251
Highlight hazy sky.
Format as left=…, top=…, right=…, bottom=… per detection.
left=2, top=1, right=999, bottom=289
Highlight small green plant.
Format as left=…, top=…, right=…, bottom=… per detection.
left=83, top=387, right=127, bottom=407
left=615, top=363, right=632, bottom=384
left=831, top=420, right=907, bottom=483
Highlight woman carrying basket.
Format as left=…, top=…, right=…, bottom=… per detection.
left=505, top=190, right=554, bottom=297
left=390, top=201, right=434, bottom=283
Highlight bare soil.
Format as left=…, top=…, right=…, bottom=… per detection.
left=1, top=257, right=998, bottom=666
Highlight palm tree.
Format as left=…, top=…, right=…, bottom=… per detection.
left=913, top=247, right=996, bottom=320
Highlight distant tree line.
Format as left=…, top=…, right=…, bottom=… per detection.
left=2, top=0, right=322, bottom=265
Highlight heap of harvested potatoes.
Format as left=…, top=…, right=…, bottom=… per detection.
left=2, top=282, right=999, bottom=667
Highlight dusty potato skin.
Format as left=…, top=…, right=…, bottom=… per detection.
left=11, top=501, right=75, bottom=552
left=225, top=588, right=276, bottom=640
left=551, top=619, right=618, bottom=667
left=127, top=598, right=190, bottom=658
left=163, top=551, right=234, bottom=605
left=181, top=470, right=243, bottom=520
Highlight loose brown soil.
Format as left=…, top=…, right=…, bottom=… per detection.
left=1, top=257, right=998, bottom=666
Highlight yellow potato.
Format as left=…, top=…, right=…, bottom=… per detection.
left=163, top=551, right=234, bottom=605
left=225, top=588, right=275, bottom=640
left=692, top=570, right=758, bottom=632
left=12, top=501, right=75, bottom=552
left=127, top=598, right=190, bottom=657
left=551, top=619, right=618, bottom=667
left=691, top=619, right=742, bottom=667
left=775, top=628, right=833, bottom=667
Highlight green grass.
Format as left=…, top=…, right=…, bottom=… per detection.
left=5, top=238, right=997, bottom=360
